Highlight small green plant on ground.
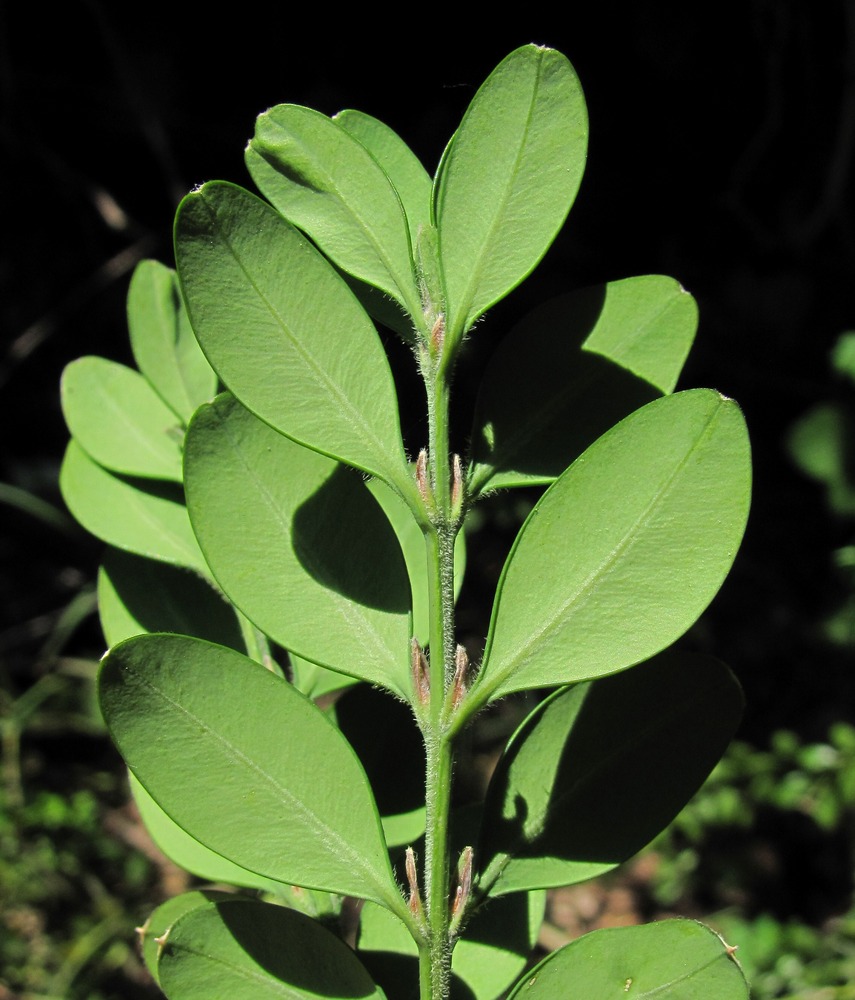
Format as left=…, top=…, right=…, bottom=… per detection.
left=652, top=724, right=855, bottom=999
left=59, top=45, right=753, bottom=1000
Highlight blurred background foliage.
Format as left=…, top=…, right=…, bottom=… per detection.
left=4, top=2, right=855, bottom=996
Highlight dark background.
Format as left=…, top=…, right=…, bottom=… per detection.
left=2, top=1, right=855, bottom=990
left=5, top=1, right=854, bottom=733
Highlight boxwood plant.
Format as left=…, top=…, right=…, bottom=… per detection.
left=59, top=45, right=752, bottom=1000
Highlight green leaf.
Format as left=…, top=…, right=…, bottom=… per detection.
left=184, top=394, right=412, bottom=698
left=435, top=45, right=588, bottom=345
left=99, top=633, right=404, bottom=910
left=140, top=890, right=234, bottom=984
left=478, top=650, right=743, bottom=897
left=367, top=477, right=466, bottom=645
left=159, top=898, right=386, bottom=1000
left=246, top=105, right=423, bottom=324
left=98, top=548, right=243, bottom=650
left=174, top=181, right=411, bottom=490
left=507, top=919, right=748, bottom=999
left=60, top=441, right=208, bottom=575
left=581, top=275, right=697, bottom=393
left=131, top=774, right=289, bottom=894
left=359, top=891, right=545, bottom=1000
left=470, top=390, right=751, bottom=705
left=127, top=259, right=217, bottom=423
left=334, top=109, right=432, bottom=244
left=469, top=277, right=696, bottom=494
left=288, top=651, right=360, bottom=700
left=60, top=357, right=184, bottom=481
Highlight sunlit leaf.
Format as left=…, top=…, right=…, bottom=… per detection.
left=175, top=181, right=411, bottom=490
left=184, top=394, right=412, bottom=697
left=470, top=390, right=751, bottom=705
left=60, top=441, right=207, bottom=575
left=334, top=109, right=432, bottom=245
left=506, top=919, right=748, bottom=998
left=435, top=45, right=587, bottom=346
left=131, top=774, right=288, bottom=894
left=247, top=105, right=423, bottom=324
left=100, top=633, right=403, bottom=910
left=127, top=259, right=217, bottom=422
left=61, top=357, right=183, bottom=481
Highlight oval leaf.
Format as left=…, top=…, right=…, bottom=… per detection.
left=61, top=357, right=184, bottom=481
left=159, top=898, right=386, bottom=1000
left=98, top=548, right=243, bottom=650
left=478, top=650, right=743, bottom=897
left=99, top=633, right=403, bottom=910
left=246, top=104, right=423, bottom=323
left=127, top=259, right=217, bottom=422
left=469, top=277, right=696, bottom=494
left=174, top=180, right=411, bottom=489
left=507, top=919, right=748, bottom=999
left=184, top=394, right=412, bottom=697
left=60, top=441, right=207, bottom=575
left=471, top=390, right=751, bottom=705
left=436, top=45, right=588, bottom=344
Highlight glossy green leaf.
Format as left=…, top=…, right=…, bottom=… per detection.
left=127, top=259, right=217, bottom=422
left=175, top=181, right=411, bottom=489
left=140, top=890, right=233, bottom=984
left=98, top=548, right=243, bottom=650
left=184, top=394, right=412, bottom=697
left=435, top=45, right=588, bottom=345
left=469, top=277, right=696, bottom=494
left=60, top=441, right=207, bottom=575
left=367, top=477, right=466, bottom=645
left=470, top=390, right=751, bottom=705
left=131, top=774, right=287, bottom=894
left=359, top=891, right=545, bottom=1000
left=99, top=634, right=403, bottom=910
left=478, top=650, right=743, bottom=897
left=159, top=898, right=386, bottom=1000
left=60, top=357, right=183, bottom=481
left=507, top=919, right=748, bottom=999
left=334, top=109, right=432, bottom=243
left=246, top=104, right=423, bottom=323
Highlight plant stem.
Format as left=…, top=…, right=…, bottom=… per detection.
left=422, top=731, right=454, bottom=998
left=419, top=345, right=460, bottom=999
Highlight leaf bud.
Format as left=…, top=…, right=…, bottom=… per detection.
left=405, top=845, right=424, bottom=919
left=411, top=638, right=430, bottom=707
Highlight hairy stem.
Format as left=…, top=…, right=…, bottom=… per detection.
left=418, top=344, right=460, bottom=999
